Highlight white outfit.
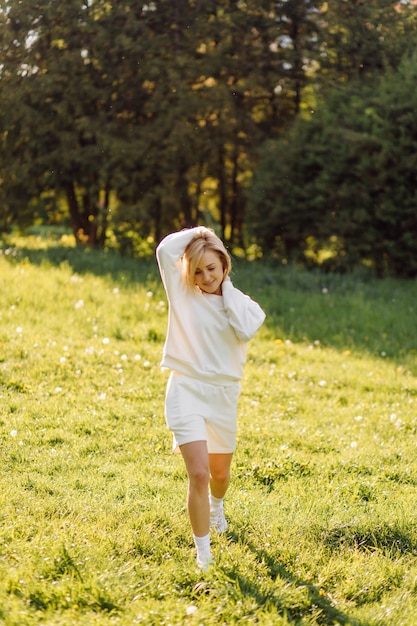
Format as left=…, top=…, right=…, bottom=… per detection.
left=156, top=227, right=265, bottom=451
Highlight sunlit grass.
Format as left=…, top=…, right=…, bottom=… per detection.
left=0, top=235, right=417, bottom=625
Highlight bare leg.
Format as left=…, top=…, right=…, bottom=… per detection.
left=209, top=453, right=233, bottom=499
left=180, top=440, right=210, bottom=537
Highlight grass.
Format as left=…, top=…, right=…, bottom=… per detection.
left=0, top=232, right=417, bottom=625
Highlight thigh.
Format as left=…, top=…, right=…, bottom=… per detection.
left=180, top=440, right=210, bottom=479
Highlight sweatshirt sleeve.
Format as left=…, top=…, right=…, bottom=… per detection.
left=222, top=278, right=266, bottom=342
left=156, top=227, right=205, bottom=297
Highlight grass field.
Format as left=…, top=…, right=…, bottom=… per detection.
left=1, top=233, right=417, bottom=625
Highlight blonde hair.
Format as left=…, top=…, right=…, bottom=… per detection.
left=182, top=228, right=232, bottom=289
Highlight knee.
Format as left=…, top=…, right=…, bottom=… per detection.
left=188, top=466, right=210, bottom=489
left=211, top=468, right=230, bottom=486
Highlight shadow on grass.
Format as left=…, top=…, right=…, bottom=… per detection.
left=0, top=243, right=159, bottom=287
left=319, top=520, right=417, bottom=557
left=223, top=530, right=370, bottom=626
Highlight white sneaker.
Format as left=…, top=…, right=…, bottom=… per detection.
left=210, top=509, right=228, bottom=533
left=196, top=552, right=214, bottom=571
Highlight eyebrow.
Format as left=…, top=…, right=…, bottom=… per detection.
left=196, top=262, right=217, bottom=270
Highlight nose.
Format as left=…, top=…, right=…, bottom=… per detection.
left=202, top=270, right=211, bottom=281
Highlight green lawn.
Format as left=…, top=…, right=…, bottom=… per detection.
left=1, top=234, right=416, bottom=625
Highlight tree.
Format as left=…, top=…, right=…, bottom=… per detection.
left=1, top=0, right=415, bottom=257
left=0, top=0, right=150, bottom=244
left=246, top=51, right=417, bottom=277
left=318, top=0, right=413, bottom=85
left=272, top=0, right=322, bottom=115
left=0, top=0, right=310, bottom=247
left=112, top=0, right=298, bottom=245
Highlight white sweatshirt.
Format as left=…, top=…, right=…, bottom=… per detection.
left=156, top=227, right=266, bottom=385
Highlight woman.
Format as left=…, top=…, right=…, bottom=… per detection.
left=156, top=226, right=265, bottom=569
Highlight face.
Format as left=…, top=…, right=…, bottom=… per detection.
left=194, top=250, right=225, bottom=295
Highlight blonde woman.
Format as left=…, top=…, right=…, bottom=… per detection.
left=156, top=227, right=265, bottom=570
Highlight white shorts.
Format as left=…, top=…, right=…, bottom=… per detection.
left=164, top=372, right=241, bottom=453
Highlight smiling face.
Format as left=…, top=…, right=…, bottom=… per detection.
left=183, top=228, right=231, bottom=291
left=193, top=250, right=225, bottom=295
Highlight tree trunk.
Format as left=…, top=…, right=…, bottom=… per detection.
left=177, top=158, right=192, bottom=227
left=64, top=182, right=105, bottom=247
left=64, top=182, right=85, bottom=245
left=218, top=145, right=227, bottom=241
left=229, top=145, right=241, bottom=246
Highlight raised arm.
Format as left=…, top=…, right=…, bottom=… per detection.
left=156, top=227, right=205, bottom=296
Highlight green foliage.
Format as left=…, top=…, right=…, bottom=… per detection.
left=0, top=234, right=417, bottom=624
left=318, top=0, right=411, bottom=82
left=0, top=0, right=303, bottom=246
left=0, top=0, right=154, bottom=245
left=247, top=51, right=417, bottom=277
left=3, top=1, right=415, bottom=256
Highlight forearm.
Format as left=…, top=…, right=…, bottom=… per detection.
left=156, top=227, right=204, bottom=270
left=222, top=279, right=266, bottom=342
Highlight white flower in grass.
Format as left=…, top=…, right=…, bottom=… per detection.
left=102, top=338, right=110, bottom=345
left=98, top=393, right=107, bottom=401
left=319, top=380, right=327, bottom=387
left=55, top=387, right=62, bottom=393
left=143, top=360, right=151, bottom=369
left=75, top=299, right=84, bottom=309
left=16, top=327, right=23, bottom=334
left=390, top=414, right=404, bottom=428
left=350, top=441, right=358, bottom=448
left=10, top=430, right=17, bottom=437
left=134, top=354, right=141, bottom=361
left=146, top=291, right=153, bottom=298
left=186, top=606, right=198, bottom=616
